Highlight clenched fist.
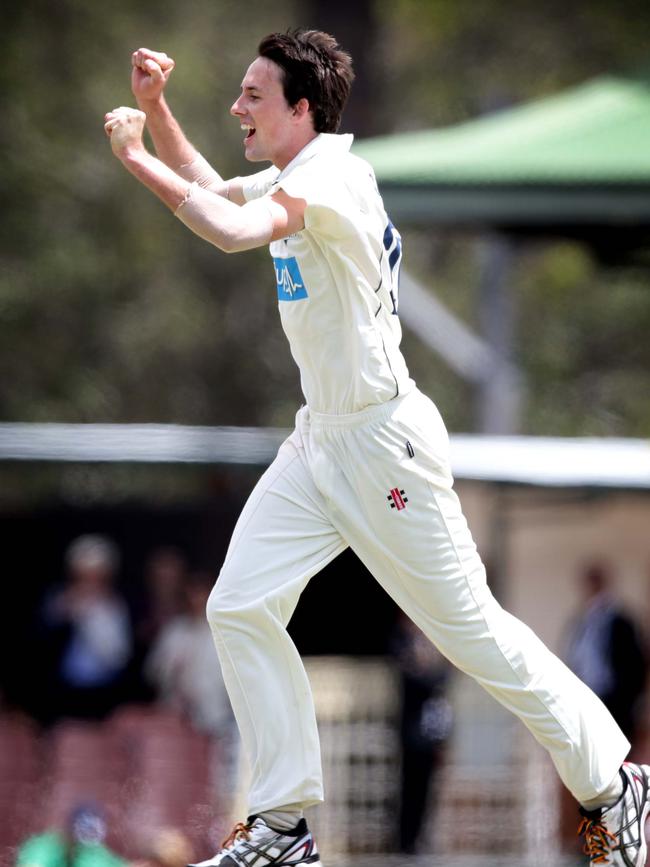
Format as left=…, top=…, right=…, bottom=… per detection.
left=104, top=106, right=146, bottom=158
left=131, top=47, right=175, bottom=103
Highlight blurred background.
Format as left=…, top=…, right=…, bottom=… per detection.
left=2, top=0, right=650, bottom=865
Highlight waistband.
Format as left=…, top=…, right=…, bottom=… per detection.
left=307, top=387, right=417, bottom=429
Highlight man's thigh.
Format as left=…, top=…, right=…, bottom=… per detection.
left=216, top=434, right=347, bottom=617
left=319, top=392, right=490, bottom=623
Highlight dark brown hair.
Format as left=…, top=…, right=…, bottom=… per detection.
left=257, top=29, right=354, bottom=133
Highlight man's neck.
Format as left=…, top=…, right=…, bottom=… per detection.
left=274, top=129, right=320, bottom=170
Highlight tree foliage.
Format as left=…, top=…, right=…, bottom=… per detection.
left=1, top=0, right=649, bottom=436
left=0, top=0, right=303, bottom=426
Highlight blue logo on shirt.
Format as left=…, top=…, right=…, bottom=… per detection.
left=273, top=257, right=308, bottom=301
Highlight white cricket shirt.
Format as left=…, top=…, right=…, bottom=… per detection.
left=241, top=133, right=414, bottom=415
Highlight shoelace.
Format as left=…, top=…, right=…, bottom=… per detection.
left=222, top=822, right=252, bottom=851
left=578, top=816, right=618, bottom=863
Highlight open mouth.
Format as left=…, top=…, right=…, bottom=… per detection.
left=242, top=124, right=256, bottom=142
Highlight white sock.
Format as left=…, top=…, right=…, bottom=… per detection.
left=580, top=770, right=625, bottom=811
left=257, top=810, right=303, bottom=832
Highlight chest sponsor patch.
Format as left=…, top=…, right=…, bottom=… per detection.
left=273, top=256, right=308, bottom=301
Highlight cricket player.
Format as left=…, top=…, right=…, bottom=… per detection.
left=104, top=29, right=650, bottom=867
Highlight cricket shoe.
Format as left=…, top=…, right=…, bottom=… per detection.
left=578, top=762, right=650, bottom=865
left=190, top=817, right=322, bottom=867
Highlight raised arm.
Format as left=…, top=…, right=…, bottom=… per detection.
left=103, top=106, right=305, bottom=253
left=131, top=47, right=245, bottom=204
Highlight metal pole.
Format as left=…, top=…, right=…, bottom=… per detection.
left=476, top=235, right=523, bottom=434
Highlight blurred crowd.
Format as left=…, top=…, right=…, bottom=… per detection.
left=1, top=535, right=648, bottom=863
left=0, top=534, right=238, bottom=867
left=14, top=800, right=194, bottom=867
left=28, top=535, right=234, bottom=738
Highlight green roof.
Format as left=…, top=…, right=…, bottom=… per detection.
left=352, top=77, right=650, bottom=227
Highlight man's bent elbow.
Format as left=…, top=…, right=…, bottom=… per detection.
left=218, top=233, right=246, bottom=254
left=175, top=211, right=265, bottom=253
left=219, top=231, right=271, bottom=254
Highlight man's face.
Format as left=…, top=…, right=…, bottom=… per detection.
left=230, top=57, right=298, bottom=166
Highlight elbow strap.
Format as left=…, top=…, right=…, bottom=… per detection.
left=177, top=152, right=224, bottom=192
left=174, top=183, right=274, bottom=252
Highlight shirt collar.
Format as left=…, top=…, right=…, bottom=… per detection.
left=276, top=132, right=354, bottom=179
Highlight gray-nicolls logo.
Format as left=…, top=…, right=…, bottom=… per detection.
left=387, top=488, right=408, bottom=510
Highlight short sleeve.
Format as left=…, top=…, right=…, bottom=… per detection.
left=237, top=166, right=280, bottom=201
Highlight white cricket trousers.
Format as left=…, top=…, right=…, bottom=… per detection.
left=207, top=388, right=629, bottom=815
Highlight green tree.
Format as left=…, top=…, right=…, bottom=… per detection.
left=1, top=0, right=649, bottom=436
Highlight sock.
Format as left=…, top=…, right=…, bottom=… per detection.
left=257, top=809, right=304, bottom=832
left=580, top=769, right=625, bottom=812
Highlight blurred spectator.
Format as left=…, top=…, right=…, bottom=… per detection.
left=129, top=547, right=189, bottom=700
left=144, top=572, right=234, bottom=738
left=130, top=828, right=194, bottom=867
left=392, top=614, right=453, bottom=854
left=566, top=562, right=647, bottom=744
left=40, top=535, right=133, bottom=721
left=134, top=547, right=189, bottom=651
left=15, top=801, right=125, bottom=867
left=144, top=572, right=238, bottom=813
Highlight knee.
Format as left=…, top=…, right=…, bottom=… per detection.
left=206, top=563, right=290, bottom=638
left=206, top=578, right=231, bottom=633
left=205, top=566, right=255, bottom=634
